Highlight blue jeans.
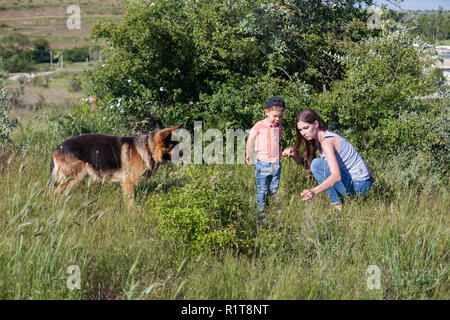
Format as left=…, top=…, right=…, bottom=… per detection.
left=310, top=158, right=372, bottom=205
left=255, top=159, right=282, bottom=216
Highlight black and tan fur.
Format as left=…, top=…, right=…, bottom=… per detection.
left=50, top=125, right=182, bottom=207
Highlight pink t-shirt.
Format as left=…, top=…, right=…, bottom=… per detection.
left=249, top=119, right=283, bottom=163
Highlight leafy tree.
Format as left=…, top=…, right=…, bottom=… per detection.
left=32, top=38, right=51, bottom=64
left=0, top=33, right=37, bottom=72
left=86, top=0, right=375, bottom=132
left=315, top=18, right=448, bottom=181
left=403, top=8, right=450, bottom=43
left=62, top=45, right=100, bottom=62
left=0, top=75, right=19, bottom=143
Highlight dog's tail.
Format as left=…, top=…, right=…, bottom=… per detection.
left=50, top=153, right=54, bottom=177
left=49, top=150, right=60, bottom=187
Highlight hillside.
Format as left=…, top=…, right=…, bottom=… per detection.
left=0, top=0, right=126, bottom=105
left=0, top=0, right=124, bottom=49
left=0, top=0, right=448, bottom=302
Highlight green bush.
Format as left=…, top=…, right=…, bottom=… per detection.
left=68, top=74, right=82, bottom=92
left=32, top=37, right=51, bottom=64
left=310, top=19, right=449, bottom=185
left=317, top=21, right=441, bottom=146
left=49, top=104, right=118, bottom=140
left=0, top=87, right=19, bottom=143
left=0, top=33, right=38, bottom=72
left=62, top=45, right=100, bottom=62
left=0, top=34, right=95, bottom=72
left=86, top=0, right=374, bottom=132
left=370, top=105, right=449, bottom=188
left=150, top=166, right=255, bottom=254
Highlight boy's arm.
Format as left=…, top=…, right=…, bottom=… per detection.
left=246, top=128, right=257, bottom=165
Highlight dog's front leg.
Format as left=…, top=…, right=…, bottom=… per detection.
left=122, top=180, right=136, bottom=208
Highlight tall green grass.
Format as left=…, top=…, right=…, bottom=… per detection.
left=0, top=106, right=448, bottom=299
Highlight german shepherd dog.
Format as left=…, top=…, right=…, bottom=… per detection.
left=50, top=125, right=182, bottom=207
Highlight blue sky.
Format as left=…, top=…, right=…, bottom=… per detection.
left=373, top=0, right=450, bottom=10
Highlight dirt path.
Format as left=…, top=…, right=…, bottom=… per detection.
left=8, top=71, right=57, bottom=81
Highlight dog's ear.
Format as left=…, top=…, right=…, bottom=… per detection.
left=171, top=124, right=183, bottom=132
left=155, top=128, right=174, bottom=147
left=155, top=125, right=183, bottom=146
left=157, top=128, right=171, bottom=143
left=167, top=124, right=183, bottom=145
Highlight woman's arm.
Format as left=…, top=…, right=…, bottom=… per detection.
left=301, top=138, right=341, bottom=200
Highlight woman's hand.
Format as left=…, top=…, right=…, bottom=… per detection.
left=282, top=148, right=295, bottom=157
left=301, top=189, right=316, bottom=201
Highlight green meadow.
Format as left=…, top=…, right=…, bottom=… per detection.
left=0, top=0, right=448, bottom=300
left=0, top=104, right=448, bottom=300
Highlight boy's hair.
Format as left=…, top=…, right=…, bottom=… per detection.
left=265, top=105, right=285, bottom=112
left=265, top=96, right=285, bottom=110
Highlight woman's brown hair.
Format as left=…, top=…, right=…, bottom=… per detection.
left=293, top=109, right=327, bottom=171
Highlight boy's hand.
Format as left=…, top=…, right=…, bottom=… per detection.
left=282, top=148, right=295, bottom=157
left=246, top=154, right=252, bottom=165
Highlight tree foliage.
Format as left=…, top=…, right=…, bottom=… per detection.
left=0, top=33, right=50, bottom=72
left=315, top=19, right=448, bottom=180
left=86, top=0, right=375, bottom=132
left=409, top=8, right=449, bottom=43
left=83, top=0, right=448, bottom=181
left=0, top=75, right=19, bottom=143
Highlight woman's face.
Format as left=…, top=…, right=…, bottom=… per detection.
left=297, top=120, right=319, bottom=140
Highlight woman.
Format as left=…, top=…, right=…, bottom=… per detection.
left=282, top=109, right=373, bottom=210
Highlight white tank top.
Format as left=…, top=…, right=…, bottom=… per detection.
left=317, top=131, right=371, bottom=181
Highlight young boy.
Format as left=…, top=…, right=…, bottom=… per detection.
left=246, top=96, right=285, bottom=222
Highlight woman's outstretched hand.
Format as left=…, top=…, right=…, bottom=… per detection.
left=301, top=189, right=316, bottom=201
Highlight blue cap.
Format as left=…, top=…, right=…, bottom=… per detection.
left=265, top=96, right=285, bottom=109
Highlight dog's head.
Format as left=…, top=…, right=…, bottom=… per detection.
left=149, top=124, right=183, bottom=163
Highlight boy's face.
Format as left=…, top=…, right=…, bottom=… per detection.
left=265, top=109, right=284, bottom=126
